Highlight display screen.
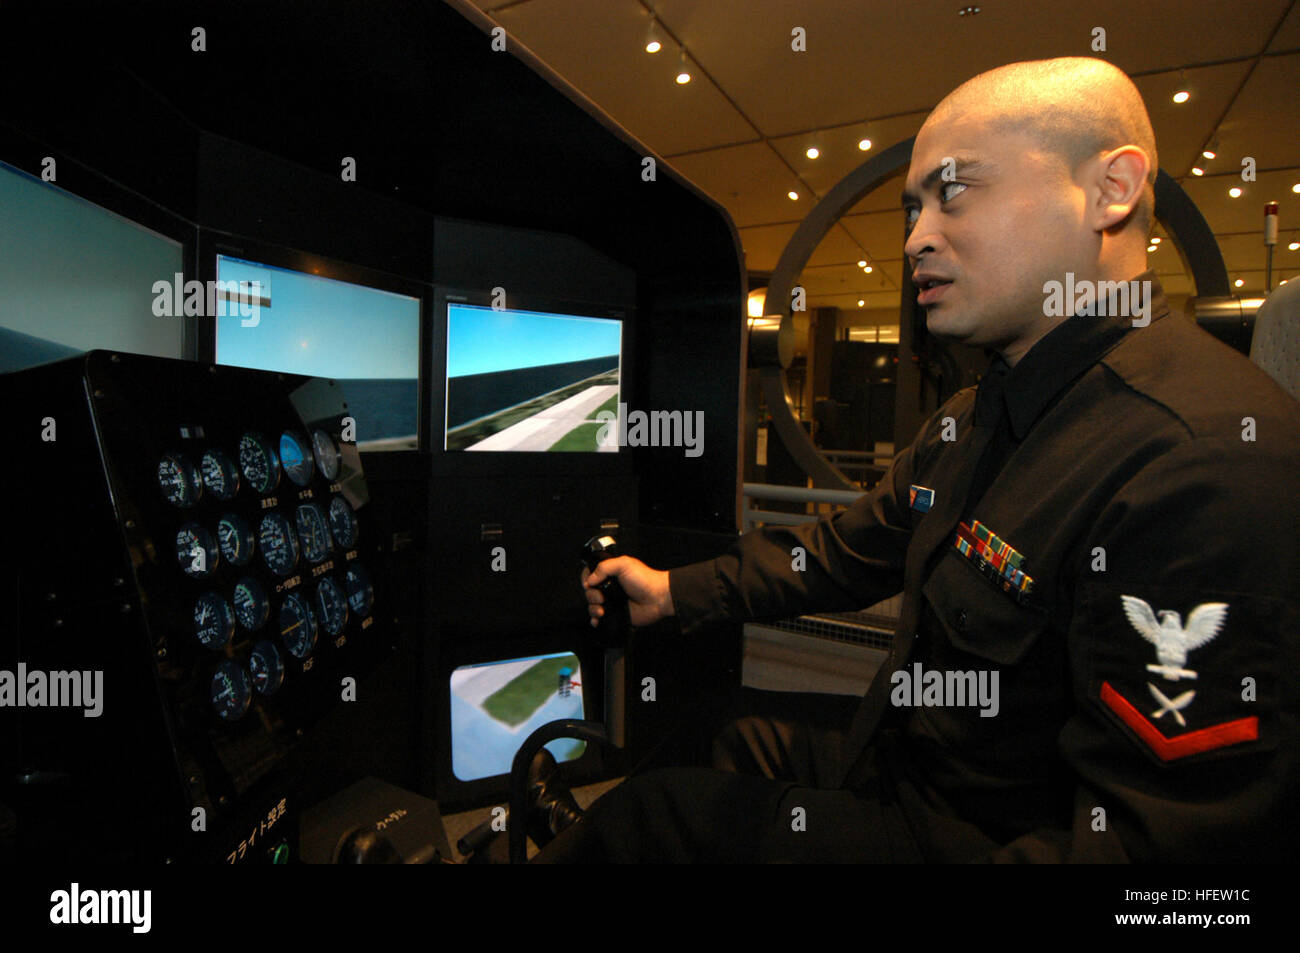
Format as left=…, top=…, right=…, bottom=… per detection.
left=445, top=302, right=621, bottom=452
left=216, top=255, right=421, bottom=450
left=450, top=652, right=586, bottom=781
left=0, top=160, right=184, bottom=373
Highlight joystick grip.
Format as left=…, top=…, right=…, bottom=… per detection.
left=581, top=534, right=630, bottom=645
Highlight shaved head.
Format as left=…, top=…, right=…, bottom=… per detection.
left=928, top=57, right=1157, bottom=232
left=903, top=57, right=1160, bottom=364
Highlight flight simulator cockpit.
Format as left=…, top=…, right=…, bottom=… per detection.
left=3, top=0, right=1295, bottom=910
left=0, top=0, right=745, bottom=872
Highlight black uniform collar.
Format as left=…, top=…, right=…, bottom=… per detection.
left=974, top=271, right=1169, bottom=438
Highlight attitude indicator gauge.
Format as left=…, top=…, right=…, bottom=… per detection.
left=280, top=431, right=314, bottom=487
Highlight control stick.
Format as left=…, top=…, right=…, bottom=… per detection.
left=581, top=534, right=630, bottom=646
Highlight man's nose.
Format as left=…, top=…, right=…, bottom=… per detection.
left=903, top=210, right=939, bottom=264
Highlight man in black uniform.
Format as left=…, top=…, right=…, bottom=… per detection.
left=545, top=57, right=1300, bottom=862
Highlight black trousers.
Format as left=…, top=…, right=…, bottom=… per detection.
left=532, top=687, right=923, bottom=863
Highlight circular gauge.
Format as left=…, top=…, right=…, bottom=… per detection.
left=312, top=429, right=341, bottom=481
left=193, top=592, right=235, bottom=650
left=295, top=503, right=334, bottom=564
left=157, top=453, right=201, bottom=508
left=314, top=576, right=349, bottom=637
left=175, top=523, right=218, bottom=579
left=239, top=432, right=280, bottom=496
left=280, top=431, right=314, bottom=487
left=278, top=592, right=318, bottom=659
left=217, top=513, right=255, bottom=567
left=249, top=641, right=285, bottom=696
left=210, top=660, right=252, bottom=722
left=258, top=512, right=300, bottom=576
left=200, top=449, right=240, bottom=501
left=328, top=496, right=359, bottom=549
left=344, top=563, right=374, bottom=617
left=232, top=576, right=270, bottom=631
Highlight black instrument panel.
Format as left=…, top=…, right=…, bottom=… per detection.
left=0, top=351, right=390, bottom=862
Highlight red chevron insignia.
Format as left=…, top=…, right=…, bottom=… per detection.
left=1100, top=682, right=1258, bottom=761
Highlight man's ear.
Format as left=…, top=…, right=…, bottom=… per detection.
left=1090, top=145, right=1150, bottom=231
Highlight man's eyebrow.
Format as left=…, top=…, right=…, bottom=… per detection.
left=901, top=157, right=991, bottom=206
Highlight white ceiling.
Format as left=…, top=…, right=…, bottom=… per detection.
left=468, top=0, right=1300, bottom=315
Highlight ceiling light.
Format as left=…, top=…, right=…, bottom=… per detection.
left=1234, top=278, right=1244, bottom=288
left=1202, top=148, right=1216, bottom=160
left=646, top=17, right=661, bottom=53
left=857, top=260, right=867, bottom=267
left=864, top=266, right=873, bottom=273
left=1292, top=183, right=1300, bottom=193
left=1229, top=187, right=1242, bottom=198
left=1289, top=242, right=1299, bottom=251
left=1191, top=167, right=1204, bottom=176
left=1173, top=90, right=1190, bottom=104
left=675, top=49, right=691, bottom=84
left=788, top=190, right=799, bottom=201
left=1147, top=245, right=1157, bottom=253
left=1150, top=237, right=1161, bottom=244
left=857, top=299, right=865, bottom=307
left=806, top=146, right=820, bottom=159
left=858, top=138, right=872, bottom=152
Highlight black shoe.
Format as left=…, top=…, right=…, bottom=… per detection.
left=526, top=748, right=584, bottom=848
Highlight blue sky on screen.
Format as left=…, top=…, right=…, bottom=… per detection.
left=216, top=255, right=419, bottom=379
left=447, top=303, right=620, bottom=378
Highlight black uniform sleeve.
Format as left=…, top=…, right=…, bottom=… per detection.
left=986, top=436, right=1300, bottom=862
left=668, top=439, right=919, bottom=637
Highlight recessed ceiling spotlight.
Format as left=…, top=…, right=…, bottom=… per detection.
left=1289, top=241, right=1300, bottom=251
left=788, top=190, right=799, bottom=201
left=675, top=48, right=691, bottom=84
left=1173, top=90, right=1190, bottom=104
left=646, top=16, right=661, bottom=53
left=857, top=299, right=865, bottom=307
left=857, top=260, right=867, bottom=267
left=1229, top=187, right=1243, bottom=198
left=806, top=147, right=820, bottom=159
left=1147, top=245, right=1158, bottom=253
left=958, top=5, right=981, bottom=15
left=1234, top=278, right=1244, bottom=288
left=858, top=138, right=872, bottom=151
left=1151, top=237, right=1162, bottom=244
left=1191, top=167, right=1204, bottom=176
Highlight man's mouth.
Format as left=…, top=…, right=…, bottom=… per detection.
left=914, top=275, right=953, bottom=304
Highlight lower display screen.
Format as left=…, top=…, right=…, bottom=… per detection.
left=449, top=652, right=585, bottom=781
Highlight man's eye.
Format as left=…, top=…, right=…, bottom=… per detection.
left=904, top=207, right=919, bottom=227
left=940, top=181, right=967, bottom=202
